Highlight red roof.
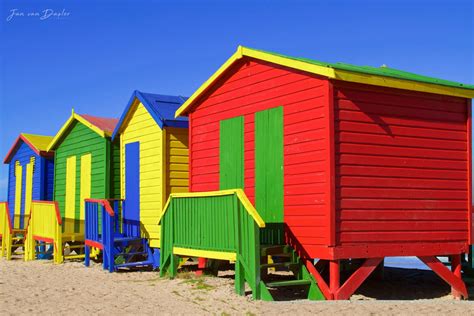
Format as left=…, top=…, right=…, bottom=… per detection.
left=79, top=114, right=119, bottom=135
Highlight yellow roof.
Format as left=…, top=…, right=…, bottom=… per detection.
left=21, top=133, right=54, bottom=152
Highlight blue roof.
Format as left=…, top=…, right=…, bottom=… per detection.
left=112, top=90, right=189, bottom=140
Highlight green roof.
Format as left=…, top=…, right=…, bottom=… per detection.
left=254, top=48, right=474, bottom=91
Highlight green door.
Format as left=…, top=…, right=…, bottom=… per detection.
left=255, top=107, right=284, bottom=245
left=219, top=116, right=244, bottom=190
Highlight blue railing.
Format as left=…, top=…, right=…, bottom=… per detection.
left=84, top=199, right=123, bottom=269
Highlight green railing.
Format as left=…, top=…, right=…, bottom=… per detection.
left=159, top=189, right=267, bottom=299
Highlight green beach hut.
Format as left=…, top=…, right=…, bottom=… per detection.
left=47, top=110, right=120, bottom=234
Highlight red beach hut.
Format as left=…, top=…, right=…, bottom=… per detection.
left=162, top=46, right=474, bottom=300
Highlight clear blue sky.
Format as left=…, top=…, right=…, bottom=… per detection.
left=0, top=0, right=473, bottom=200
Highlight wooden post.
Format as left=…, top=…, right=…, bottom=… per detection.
left=329, top=260, right=340, bottom=298
left=195, top=258, right=207, bottom=276
left=451, top=254, right=462, bottom=299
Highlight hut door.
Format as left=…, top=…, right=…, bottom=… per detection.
left=79, top=154, right=92, bottom=231
left=13, top=161, right=23, bottom=229
left=255, top=107, right=284, bottom=245
left=23, top=157, right=35, bottom=228
left=124, top=142, right=140, bottom=237
left=65, top=156, right=77, bottom=232
left=219, top=116, right=244, bottom=189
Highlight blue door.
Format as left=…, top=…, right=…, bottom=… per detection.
left=124, top=142, right=140, bottom=237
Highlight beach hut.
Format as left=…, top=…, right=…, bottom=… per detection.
left=1, top=134, right=54, bottom=258
left=45, top=111, right=119, bottom=247
left=4, top=134, right=54, bottom=228
left=159, top=46, right=474, bottom=300
left=87, top=90, right=189, bottom=271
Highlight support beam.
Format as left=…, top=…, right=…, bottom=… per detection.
left=304, top=259, right=332, bottom=300
left=329, top=260, right=340, bottom=295
left=195, top=257, right=207, bottom=276
left=334, top=257, right=383, bottom=300
left=451, top=255, right=462, bottom=299
left=418, top=256, right=468, bottom=299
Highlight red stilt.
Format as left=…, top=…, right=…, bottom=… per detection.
left=418, top=256, right=468, bottom=299
left=329, top=260, right=340, bottom=298
left=195, top=258, right=207, bottom=276
left=451, top=255, right=462, bottom=299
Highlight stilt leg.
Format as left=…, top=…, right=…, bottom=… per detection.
left=329, top=260, right=340, bottom=299
left=196, top=258, right=207, bottom=276
left=84, top=245, right=90, bottom=267
left=234, top=260, right=245, bottom=296
left=451, top=255, right=462, bottom=299
left=170, top=254, right=178, bottom=278
left=418, top=256, right=467, bottom=299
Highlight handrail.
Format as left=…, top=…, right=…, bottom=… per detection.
left=25, top=201, right=64, bottom=263
left=85, top=198, right=115, bottom=216
left=0, top=202, right=13, bottom=234
left=31, top=200, right=62, bottom=225
left=84, top=199, right=122, bottom=271
left=159, top=189, right=265, bottom=228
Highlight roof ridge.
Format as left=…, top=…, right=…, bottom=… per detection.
left=248, top=47, right=474, bottom=90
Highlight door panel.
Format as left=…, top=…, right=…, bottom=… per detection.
left=255, top=106, right=284, bottom=245
left=79, top=153, right=92, bottom=232
left=14, top=162, right=23, bottom=229
left=125, top=142, right=140, bottom=237
left=65, top=156, right=77, bottom=232
left=23, top=159, right=34, bottom=228
left=219, top=116, right=244, bottom=190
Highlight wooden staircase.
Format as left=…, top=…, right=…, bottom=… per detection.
left=84, top=199, right=158, bottom=272
left=257, top=245, right=324, bottom=301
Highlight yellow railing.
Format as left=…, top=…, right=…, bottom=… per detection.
left=25, top=201, right=64, bottom=264
left=0, top=202, right=12, bottom=258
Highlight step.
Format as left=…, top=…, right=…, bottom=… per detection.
left=114, top=251, right=147, bottom=258
left=261, top=245, right=292, bottom=256
left=113, top=237, right=142, bottom=243
left=260, top=262, right=298, bottom=269
left=265, top=279, right=311, bottom=288
left=114, top=260, right=154, bottom=269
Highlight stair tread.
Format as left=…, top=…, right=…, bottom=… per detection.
left=114, top=251, right=147, bottom=257
left=260, top=262, right=297, bottom=269
left=266, top=279, right=311, bottom=287
left=115, top=260, right=154, bottom=268
left=113, top=237, right=142, bottom=243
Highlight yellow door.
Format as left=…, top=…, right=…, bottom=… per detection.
left=14, top=161, right=23, bottom=229
left=65, top=156, right=77, bottom=232
left=79, top=153, right=91, bottom=230
left=24, top=158, right=35, bottom=221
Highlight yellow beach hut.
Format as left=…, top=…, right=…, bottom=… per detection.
left=111, top=90, right=189, bottom=253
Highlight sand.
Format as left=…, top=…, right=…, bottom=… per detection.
left=1, top=258, right=473, bottom=315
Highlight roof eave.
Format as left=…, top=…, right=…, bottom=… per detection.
left=47, top=113, right=108, bottom=152
left=111, top=90, right=166, bottom=141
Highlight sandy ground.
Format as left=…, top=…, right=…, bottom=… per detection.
left=1, top=258, right=474, bottom=315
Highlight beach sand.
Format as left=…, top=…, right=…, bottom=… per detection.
left=1, top=258, right=473, bottom=315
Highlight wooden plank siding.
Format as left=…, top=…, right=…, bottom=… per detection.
left=189, top=59, right=331, bottom=249
left=333, top=81, right=470, bottom=246
left=165, top=127, right=189, bottom=195
left=120, top=101, right=163, bottom=247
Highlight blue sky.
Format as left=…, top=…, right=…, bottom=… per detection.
left=0, top=0, right=472, bottom=200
